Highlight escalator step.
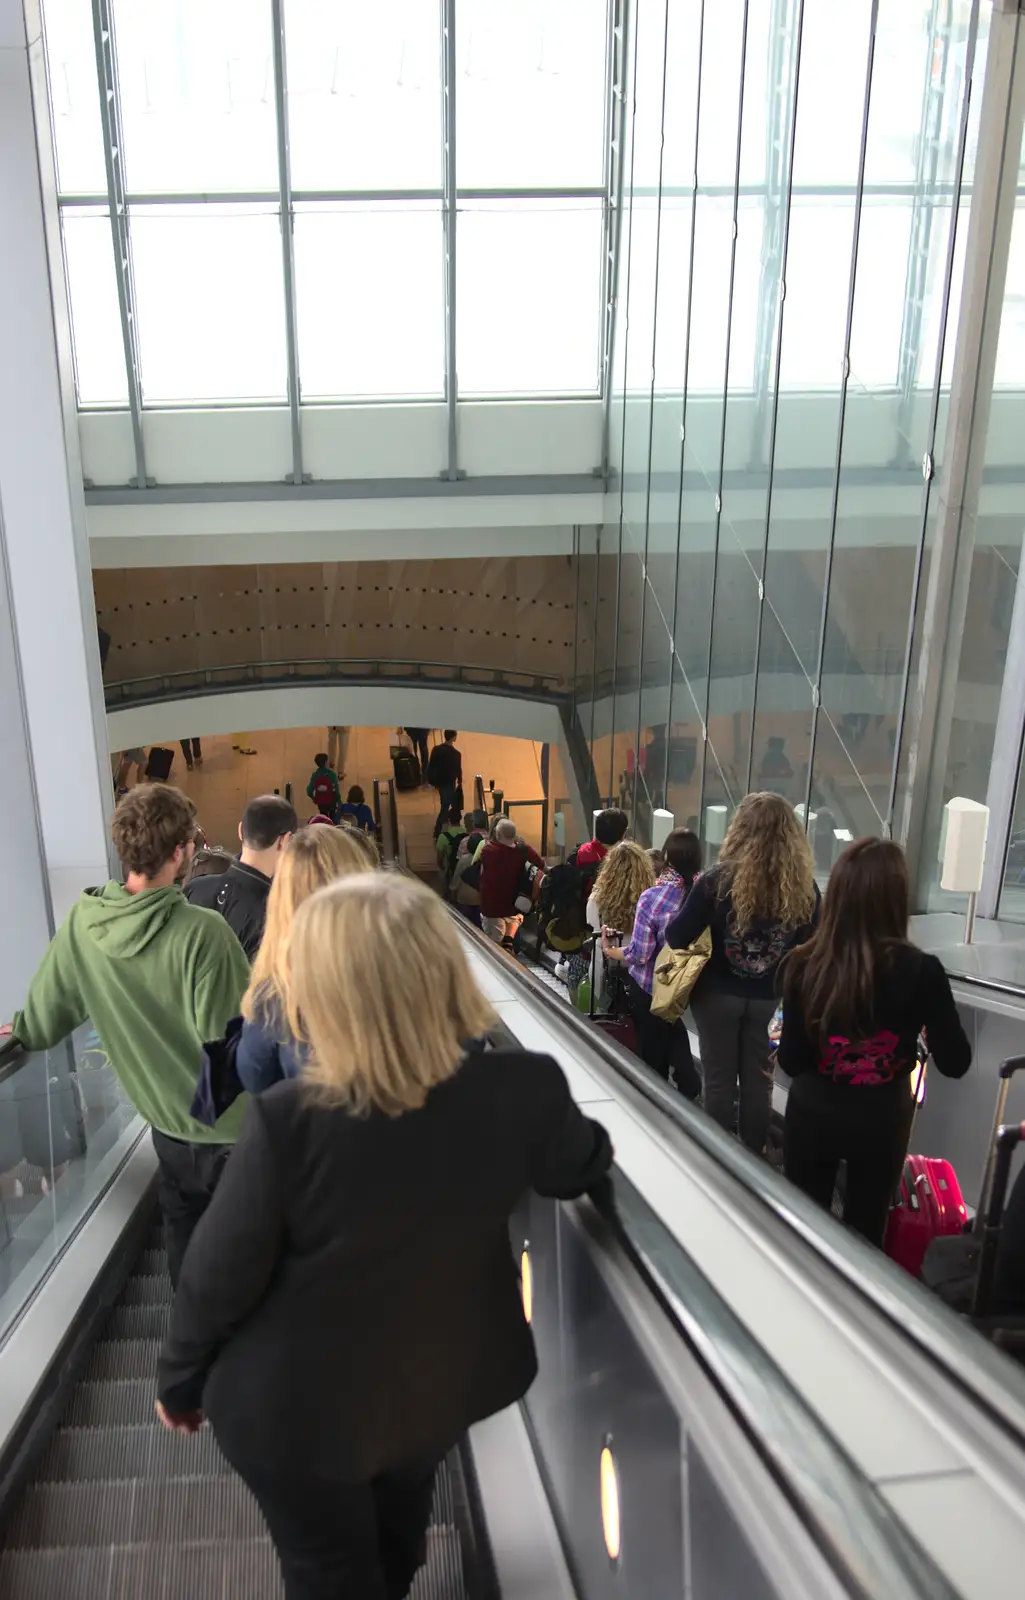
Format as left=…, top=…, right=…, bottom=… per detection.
left=84, top=1336, right=163, bottom=1381
left=410, top=1523, right=470, bottom=1600
left=66, top=1379, right=165, bottom=1427
left=5, top=1473, right=266, bottom=1548
left=37, top=1423, right=232, bottom=1483
left=104, top=1303, right=171, bottom=1340
left=0, top=1539, right=284, bottom=1600
left=135, top=1248, right=167, bottom=1277
left=119, top=1273, right=173, bottom=1306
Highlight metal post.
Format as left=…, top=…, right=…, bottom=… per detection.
left=964, top=890, right=977, bottom=945
left=979, top=529, right=1025, bottom=916
left=745, top=0, right=805, bottom=792
left=886, top=1, right=980, bottom=842
left=599, top=0, right=631, bottom=479
left=899, top=4, right=1025, bottom=895
left=270, top=0, right=305, bottom=486
left=90, top=0, right=149, bottom=489
left=803, top=1, right=879, bottom=825
left=698, top=0, right=752, bottom=828
left=540, top=742, right=551, bottom=856
left=440, top=0, right=462, bottom=481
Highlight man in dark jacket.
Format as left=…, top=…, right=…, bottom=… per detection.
left=426, top=730, right=463, bottom=838
left=186, top=794, right=297, bottom=959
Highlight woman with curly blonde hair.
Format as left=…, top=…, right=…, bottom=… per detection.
left=666, top=792, right=819, bottom=1153
left=591, top=839, right=656, bottom=938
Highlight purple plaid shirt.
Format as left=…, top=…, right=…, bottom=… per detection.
left=621, top=869, right=690, bottom=995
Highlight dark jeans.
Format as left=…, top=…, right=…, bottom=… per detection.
left=433, top=784, right=458, bottom=837
left=689, top=988, right=777, bottom=1153
left=409, top=732, right=430, bottom=780
left=179, top=738, right=202, bottom=764
left=784, top=1076, right=914, bottom=1247
left=151, top=1129, right=232, bottom=1287
left=624, top=974, right=700, bottom=1100
left=224, top=1449, right=438, bottom=1600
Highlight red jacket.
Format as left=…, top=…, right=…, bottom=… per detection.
left=575, top=839, right=608, bottom=869
left=479, top=840, right=545, bottom=918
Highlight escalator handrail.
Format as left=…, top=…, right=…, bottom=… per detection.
left=579, top=1169, right=958, bottom=1600
left=454, top=910, right=1025, bottom=1443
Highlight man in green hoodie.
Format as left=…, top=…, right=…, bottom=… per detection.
left=4, top=784, right=250, bottom=1285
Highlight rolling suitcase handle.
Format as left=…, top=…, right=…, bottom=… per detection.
left=972, top=1120, right=1025, bottom=1319
left=977, top=1055, right=1025, bottom=1222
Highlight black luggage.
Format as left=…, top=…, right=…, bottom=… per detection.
left=922, top=1055, right=1025, bottom=1352
left=145, top=747, right=174, bottom=781
left=393, top=749, right=421, bottom=793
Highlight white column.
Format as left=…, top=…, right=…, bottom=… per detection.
left=0, top=505, right=53, bottom=1020
left=0, top=0, right=112, bottom=922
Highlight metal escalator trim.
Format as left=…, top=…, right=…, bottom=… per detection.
left=573, top=1175, right=959, bottom=1600
left=454, top=910, right=1025, bottom=1445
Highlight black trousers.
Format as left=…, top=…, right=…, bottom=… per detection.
left=409, top=732, right=430, bottom=779
left=689, top=988, right=777, bottom=1153
left=624, top=974, right=701, bottom=1101
left=224, top=1448, right=438, bottom=1600
left=783, top=1077, right=914, bottom=1247
left=179, top=737, right=202, bottom=764
left=151, top=1129, right=232, bottom=1287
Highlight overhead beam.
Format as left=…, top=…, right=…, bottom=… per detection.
left=270, top=0, right=305, bottom=486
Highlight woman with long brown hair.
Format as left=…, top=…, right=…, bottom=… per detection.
left=779, top=837, right=970, bottom=1245
left=665, top=792, right=819, bottom=1152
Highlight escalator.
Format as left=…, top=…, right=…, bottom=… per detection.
left=4, top=929, right=1025, bottom=1596
left=0, top=1221, right=490, bottom=1600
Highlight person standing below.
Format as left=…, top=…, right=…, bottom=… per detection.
left=306, top=752, right=341, bottom=822
left=603, top=828, right=703, bottom=1098
left=2, top=785, right=250, bottom=1285
left=179, top=738, right=203, bottom=771
left=338, top=784, right=375, bottom=834
left=327, top=725, right=350, bottom=782
left=576, top=806, right=629, bottom=871
left=404, top=728, right=431, bottom=784
left=157, top=874, right=611, bottom=1600
left=186, top=794, right=297, bottom=960
left=478, top=817, right=544, bottom=946
left=435, top=805, right=466, bottom=881
left=778, top=838, right=970, bottom=1246
left=665, top=793, right=819, bottom=1154
left=426, top=729, right=463, bottom=838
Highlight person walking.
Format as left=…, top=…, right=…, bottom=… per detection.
left=426, top=730, right=463, bottom=838
left=156, top=874, right=611, bottom=1600
left=327, top=725, right=350, bottom=781
left=2, top=785, right=250, bottom=1284
left=603, top=828, right=703, bottom=1097
left=665, top=793, right=819, bottom=1154
left=306, top=753, right=342, bottom=821
left=179, top=738, right=203, bottom=771
left=186, top=794, right=297, bottom=959
left=235, top=827, right=374, bottom=1095
left=478, top=818, right=544, bottom=945
left=778, top=837, right=970, bottom=1245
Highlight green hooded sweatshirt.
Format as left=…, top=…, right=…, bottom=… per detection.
left=12, top=882, right=251, bottom=1145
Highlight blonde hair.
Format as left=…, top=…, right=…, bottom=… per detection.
left=718, top=791, right=816, bottom=932
left=287, top=874, right=497, bottom=1116
left=243, top=826, right=374, bottom=1024
left=593, top=840, right=656, bottom=935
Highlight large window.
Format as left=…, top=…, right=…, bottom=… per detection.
left=41, top=0, right=612, bottom=410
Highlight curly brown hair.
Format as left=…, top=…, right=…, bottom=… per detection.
left=717, top=792, right=815, bottom=932
left=593, top=840, right=656, bottom=935
left=112, top=784, right=196, bottom=879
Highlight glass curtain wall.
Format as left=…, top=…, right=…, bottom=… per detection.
left=43, top=0, right=611, bottom=407
left=585, top=0, right=998, bottom=874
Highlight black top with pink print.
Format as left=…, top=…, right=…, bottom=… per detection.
left=776, top=945, right=971, bottom=1088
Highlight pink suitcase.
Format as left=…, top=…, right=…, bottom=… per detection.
left=885, top=1156, right=968, bottom=1278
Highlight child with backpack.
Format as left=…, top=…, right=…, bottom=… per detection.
left=306, top=753, right=341, bottom=822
